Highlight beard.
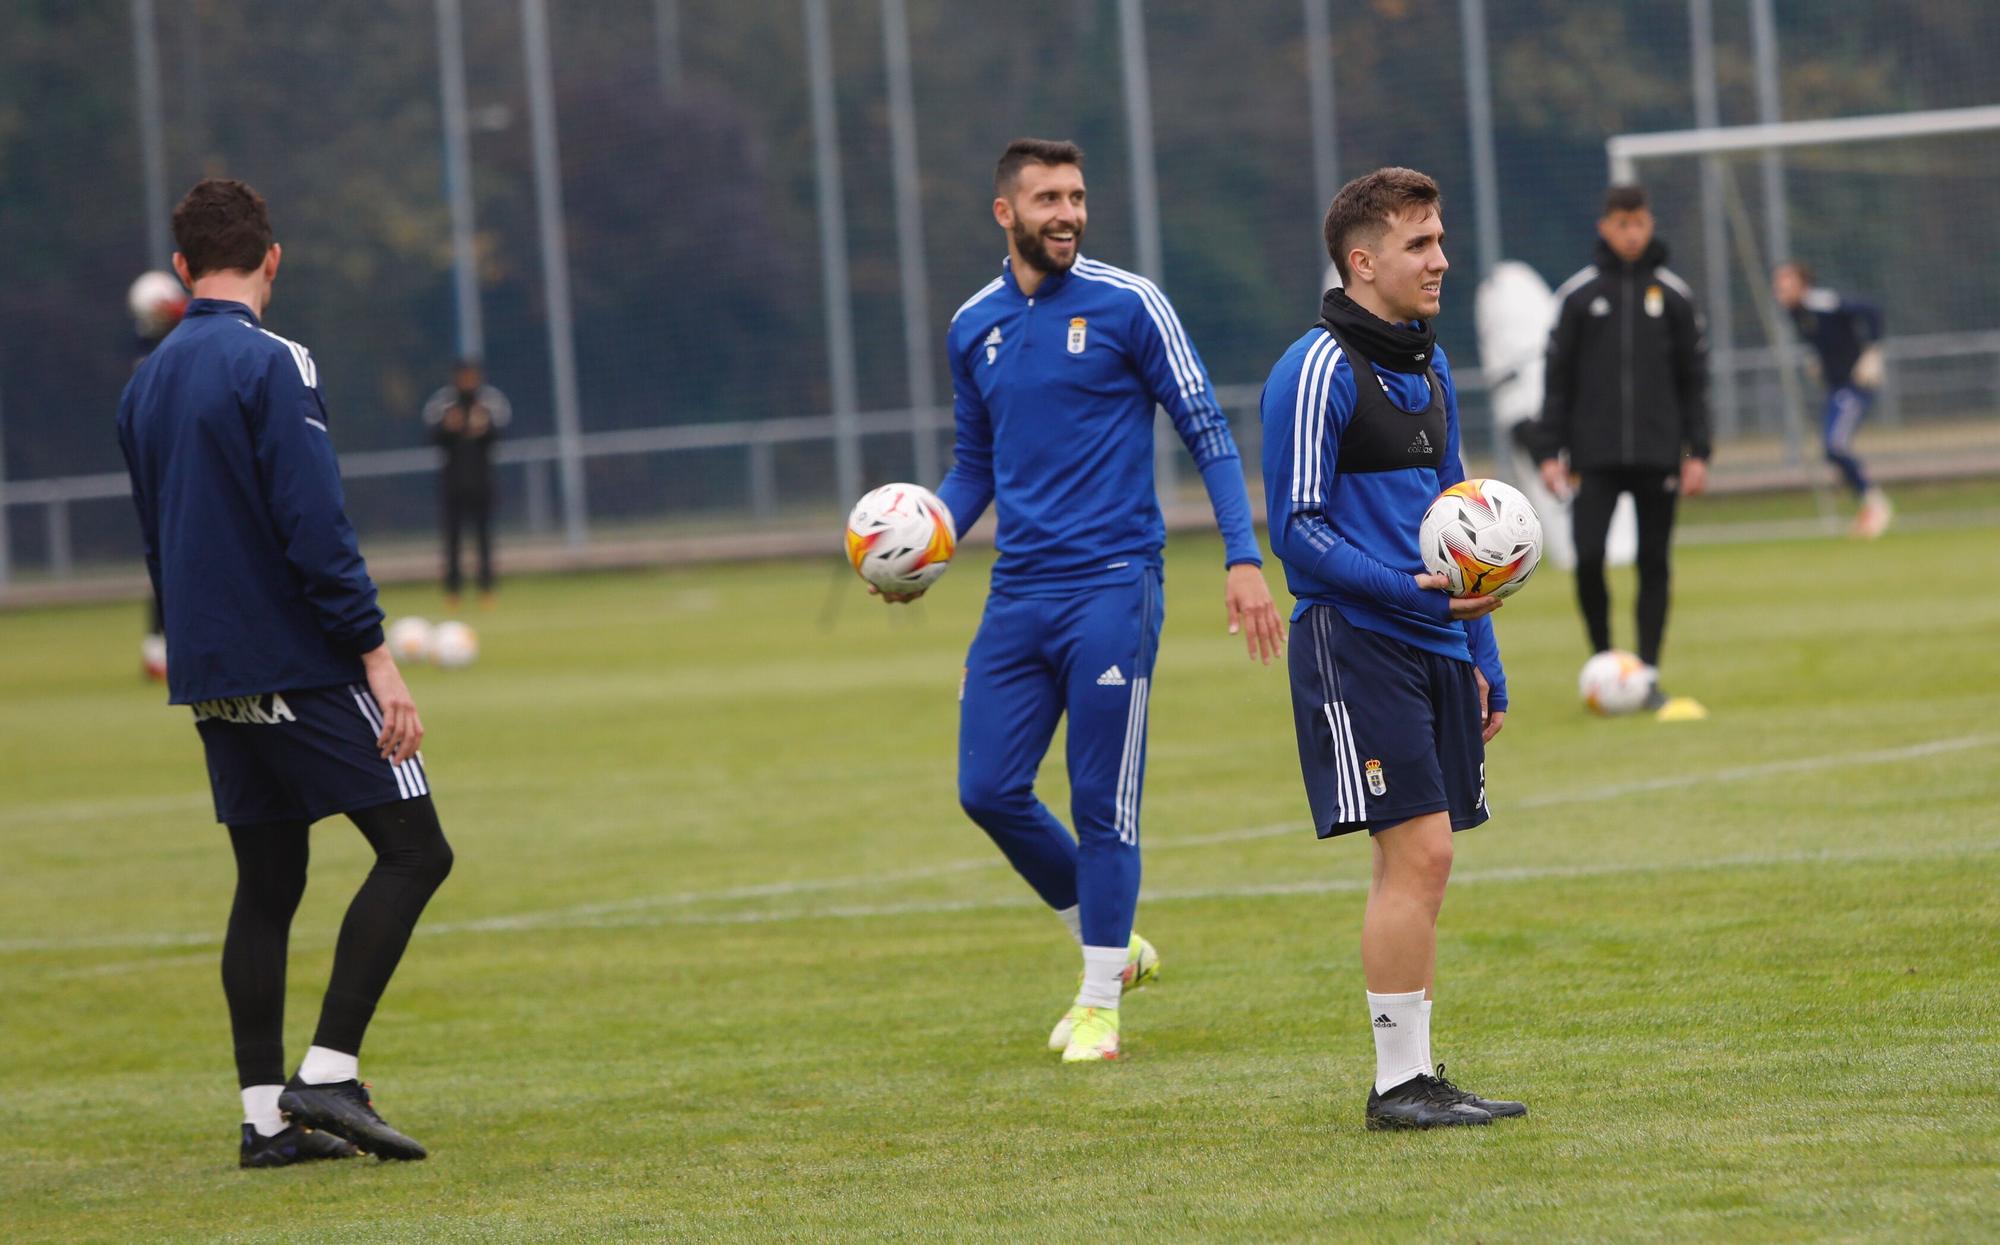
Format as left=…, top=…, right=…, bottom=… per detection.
left=1011, top=219, right=1082, bottom=274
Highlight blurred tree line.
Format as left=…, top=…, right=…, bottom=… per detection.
left=1, top=0, right=1990, bottom=489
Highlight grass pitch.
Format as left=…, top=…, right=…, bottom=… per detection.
left=3, top=489, right=1997, bottom=1243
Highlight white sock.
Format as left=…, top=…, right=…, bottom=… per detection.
left=1055, top=904, right=1084, bottom=946
left=1367, top=989, right=1429, bottom=1094
left=242, top=1084, right=286, bottom=1138
left=296, top=1045, right=359, bottom=1085
left=1419, top=998, right=1435, bottom=1076
left=1076, top=944, right=1127, bottom=1010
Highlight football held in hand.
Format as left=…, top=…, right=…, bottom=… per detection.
left=1418, top=478, right=1544, bottom=600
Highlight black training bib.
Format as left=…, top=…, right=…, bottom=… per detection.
left=1317, top=323, right=1446, bottom=475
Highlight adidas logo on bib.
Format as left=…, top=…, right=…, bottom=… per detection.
left=1096, top=665, right=1127, bottom=687
left=1408, top=429, right=1432, bottom=455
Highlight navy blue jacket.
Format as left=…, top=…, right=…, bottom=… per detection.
left=117, top=299, right=384, bottom=704
left=1790, top=287, right=1883, bottom=390
left=936, top=256, right=1261, bottom=595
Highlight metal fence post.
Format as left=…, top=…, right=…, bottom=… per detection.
left=520, top=0, right=590, bottom=545
left=46, top=500, right=71, bottom=578
left=0, top=377, right=10, bottom=592
left=882, top=0, right=939, bottom=485
left=437, top=0, right=484, bottom=364
left=1117, top=0, right=1177, bottom=496
left=132, top=0, right=171, bottom=270
left=1460, top=0, right=1501, bottom=282
left=1689, top=0, right=1741, bottom=444
left=804, top=0, right=862, bottom=506
left=1749, top=0, right=1790, bottom=267
left=1303, top=0, right=1339, bottom=267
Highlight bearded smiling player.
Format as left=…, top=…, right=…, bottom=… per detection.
left=879, top=138, right=1284, bottom=1063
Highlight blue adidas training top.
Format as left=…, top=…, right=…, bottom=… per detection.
left=117, top=298, right=384, bottom=704
left=1259, top=329, right=1506, bottom=710
left=936, top=256, right=1261, bottom=594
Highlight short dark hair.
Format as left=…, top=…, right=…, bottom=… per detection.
left=995, top=138, right=1084, bottom=196
left=1322, top=167, right=1442, bottom=282
left=171, top=178, right=273, bottom=279
left=1602, top=184, right=1648, bottom=215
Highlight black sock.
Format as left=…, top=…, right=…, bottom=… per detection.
left=311, top=796, right=453, bottom=1057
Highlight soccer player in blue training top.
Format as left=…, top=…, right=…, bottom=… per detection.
left=878, top=137, right=1284, bottom=1063
left=1773, top=261, right=1892, bottom=538
left=1259, top=167, right=1527, bottom=1128
left=117, top=179, right=452, bottom=1166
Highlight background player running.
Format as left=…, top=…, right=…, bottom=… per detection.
left=1772, top=261, right=1892, bottom=538
left=881, top=138, right=1283, bottom=1063
left=1260, top=167, right=1526, bottom=1128
left=117, top=179, right=453, bottom=1167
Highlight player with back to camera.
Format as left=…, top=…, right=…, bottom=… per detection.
left=877, top=138, right=1285, bottom=1063
left=1528, top=184, right=1711, bottom=710
left=1772, top=261, right=1892, bottom=538
left=116, top=179, right=452, bottom=1167
left=1259, top=167, right=1527, bottom=1128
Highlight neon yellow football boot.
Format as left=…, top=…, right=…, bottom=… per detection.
left=1047, top=933, right=1159, bottom=1050
left=1060, top=1007, right=1121, bottom=1063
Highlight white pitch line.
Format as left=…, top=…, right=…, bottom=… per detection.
left=43, top=840, right=2000, bottom=976
left=4, top=732, right=1991, bottom=957
left=482, top=838, right=2000, bottom=930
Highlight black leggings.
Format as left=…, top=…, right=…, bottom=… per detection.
left=1571, top=467, right=1680, bottom=669
left=443, top=490, right=494, bottom=595
left=222, top=796, right=453, bottom=1088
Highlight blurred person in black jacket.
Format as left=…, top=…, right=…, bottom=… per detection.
left=1528, top=185, right=1711, bottom=709
left=422, top=360, right=510, bottom=609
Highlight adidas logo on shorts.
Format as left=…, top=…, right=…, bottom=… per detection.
left=1096, top=665, right=1127, bottom=687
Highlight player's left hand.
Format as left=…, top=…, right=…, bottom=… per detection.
left=1680, top=457, right=1709, bottom=497
left=1225, top=563, right=1285, bottom=665
left=1474, top=668, right=1505, bottom=743
left=360, top=645, right=424, bottom=763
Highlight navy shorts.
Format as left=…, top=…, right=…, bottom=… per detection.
left=192, top=684, right=431, bottom=826
left=1287, top=605, right=1489, bottom=839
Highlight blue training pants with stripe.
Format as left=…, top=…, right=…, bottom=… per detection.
left=957, top=568, right=1164, bottom=949
left=1823, top=385, right=1875, bottom=495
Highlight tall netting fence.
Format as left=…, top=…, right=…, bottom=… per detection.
left=2, top=0, right=1995, bottom=587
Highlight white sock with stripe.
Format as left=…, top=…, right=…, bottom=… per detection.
left=1055, top=904, right=1084, bottom=946
left=1076, top=945, right=1126, bottom=1010
left=296, top=1045, right=359, bottom=1086
left=1367, top=989, right=1428, bottom=1094
left=242, top=1084, right=286, bottom=1137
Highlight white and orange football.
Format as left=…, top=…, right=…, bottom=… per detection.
left=1579, top=649, right=1654, bottom=716
left=844, top=483, right=956, bottom=597
left=1418, top=478, right=1544, bottom=600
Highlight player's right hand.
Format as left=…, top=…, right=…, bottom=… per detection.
left=1415, top=572, right=1502, bottom=620
left=1537, top=458, right=1572, bottom=500
left=867, top=583, right=924, bottom=605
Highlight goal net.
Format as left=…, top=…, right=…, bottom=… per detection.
left=1605, top=105, right=2000, bottom=500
